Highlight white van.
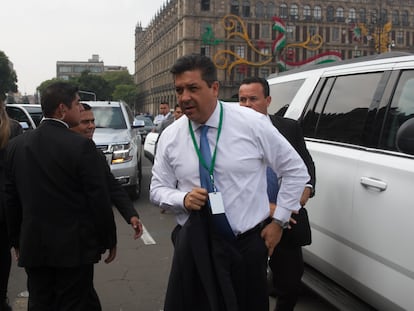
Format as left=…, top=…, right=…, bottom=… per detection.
left=267, top=52, right=414, bottom=311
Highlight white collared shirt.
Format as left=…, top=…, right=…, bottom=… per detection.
left=150, top=101, right=309, bottom=235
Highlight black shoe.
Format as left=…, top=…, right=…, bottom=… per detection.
left=0, top=299, right=12, bottom=311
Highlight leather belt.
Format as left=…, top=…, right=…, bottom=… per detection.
left=237, top=217, right=272, bottom=240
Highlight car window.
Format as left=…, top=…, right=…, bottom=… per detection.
left=92, top=107, right=127, bottom=129
left=379, top=70, right=414, bottom=151
left=6, top=106, right=35, bottom=130
left=24, top=106, right=43, bottom=126
left=268, top=79, right=305, bottom=116
left=302, top=72, right=383, bottom=146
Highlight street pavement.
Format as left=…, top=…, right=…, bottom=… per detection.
left=8, top=157, right=337, bottom=311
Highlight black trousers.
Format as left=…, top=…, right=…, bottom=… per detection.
left=25, top=264, right=101, bottom=311
left=211, top=227, right=269, bottom=311
left=269, top=245, right=304, bottom=311
left=0, top=222, right=11, bottom=301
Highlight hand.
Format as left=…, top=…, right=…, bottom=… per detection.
left=261, top=221, right=283, bottom=257
left=287, top=210, right=299, bottom=229
left=104, top=246, right=117, bottom=264
left=300, top=187, right=312, bottom=206
left=130, top=216, right=143, bottom=240
left=13, top=247, right=19, bottom=261
left=184, top=187, right=208, bottom=210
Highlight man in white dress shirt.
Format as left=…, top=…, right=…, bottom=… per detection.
left=150, top=54, right=309, bottom=311
left=153, top=102, right=171, bottom=126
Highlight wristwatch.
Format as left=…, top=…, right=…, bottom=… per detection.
left=272, top=218, right=289, bottom=229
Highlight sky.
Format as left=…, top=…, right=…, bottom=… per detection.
left=0, top=0, right=166, bottom=95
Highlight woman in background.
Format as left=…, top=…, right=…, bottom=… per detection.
left=0, top=97, right=22, bottom=311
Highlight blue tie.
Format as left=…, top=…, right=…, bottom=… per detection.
left=199, top=125, right=234, bottom=240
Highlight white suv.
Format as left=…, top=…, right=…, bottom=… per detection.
left=267, top=52, right=414, bottom=311
left=86, top=101, right=143, bottom=199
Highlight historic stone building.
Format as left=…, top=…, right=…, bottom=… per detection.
left=134, top=0, right=414, bottom=115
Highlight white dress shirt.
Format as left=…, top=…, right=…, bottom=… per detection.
left=150, top=101, right=309, bottom=235
left=153, top=112, right=171, bottom=126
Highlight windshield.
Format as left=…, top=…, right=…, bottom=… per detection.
left=92, top=106, right=127, bottom=129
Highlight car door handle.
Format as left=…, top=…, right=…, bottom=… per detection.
left=360, top=177, right=387, bottom=191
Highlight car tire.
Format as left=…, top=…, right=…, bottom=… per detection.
left=127, top=158, right=142, bottom=200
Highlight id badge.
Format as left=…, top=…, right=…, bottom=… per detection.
left=209, top=192, right=225, bottom=214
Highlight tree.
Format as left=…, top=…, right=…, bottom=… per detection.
left=37, top=78, right=70, bottom=96
left=0, top=50, right=18, bottom=100
left=112, top=84, right=139, bottom=104
left=102, top=70, right=134, bottom=90
left=75, top=71, right=112, bottom=100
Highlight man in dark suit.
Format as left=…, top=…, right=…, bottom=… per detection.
left=239, top=77, right=316, bottom=311
left=71, top=103, right=143, bottom=239
left=4, top=82, right=117, bottom=311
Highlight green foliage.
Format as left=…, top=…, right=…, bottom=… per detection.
left=37, top=78, right=70, bottom=96
left=0, top=50, right=18, bottom=100
left=37, top=70, right=138, bottom=102
left=102, top=70, right=134, bottom=90
left=73, top=71, right=111, bottom=100
left=112, top=84, right=138, bottom=104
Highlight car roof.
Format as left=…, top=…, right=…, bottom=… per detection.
left=267, top=52, right=413, bottom=80
left=83, top=101, right=123, bottom=107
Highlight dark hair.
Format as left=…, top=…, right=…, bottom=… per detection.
left=82, top=103, right=92, bottom=111
left=240, top=77, right=270, bottom=97
left=170, top=54, right=217, bottom=87
left=160, top=102, right=169, bottom=107
left=174, top=104, right=180, bottom=109
left=41, top=82, right=79, bottom=117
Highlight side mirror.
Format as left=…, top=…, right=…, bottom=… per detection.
left=132, top=120, right=145, bottom=128
left=396, top=118, right=414, bottom=155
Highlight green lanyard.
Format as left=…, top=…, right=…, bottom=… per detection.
left=189, top=102, right=223, bottom=190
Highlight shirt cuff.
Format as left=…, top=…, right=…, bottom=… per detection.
left=273, top=205, right=292, bottom=224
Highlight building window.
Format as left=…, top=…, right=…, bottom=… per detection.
left=402, top=10, right=409, bottom=26
left=261, top=24, right=270, bottom=38
left=327, top=6, right=334, bottom=22
left=267, top=3, right=276, bottom=18
left=309, top=26, right=317, bottom=36
left=201, top=0, right=210, bottom=11
left=280, top=3, right=288, bottom=19
left=290, top=4, right=298, bottom=21
left=381, top=9, right=388, bottom=23
left=349, top=8, right=356, bottom=22
left=286, top=25, right=295, bottom=40
left=332, top=27, right=340, bottom=42
left=256, top=1, right=264, bottom=18
left=359, top=8, right=366, bottom=23
left=58, top=66, right=72, bottom=73
left=235, top=46, right=245, bottom=58
left=314, top=6, right=321, bottom=21
left=303, top=5, right=311, bottom=21
left=397, top=31, right=404, bottom=45
left=201, top=46, right=211, bottom=57
left=336, top=7, right=344, bottom=22
left=371, top=9, right=378, bottom=24
left=242, top=0, right=250, bottom=17
left=231, top=0, right=239, bottom=15
left=392, top=10, right=400, bottom=26
left=74, top=66, right=86, bottom=73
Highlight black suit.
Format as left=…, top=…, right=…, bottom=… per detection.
left=269, top=115, right=316, bottom=311
left=98, top=151, right=139, bottom=223
left=5, top=119, right=116, bottom=310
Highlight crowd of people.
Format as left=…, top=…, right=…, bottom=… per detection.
left=1, top=54, right=315, bottom=311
